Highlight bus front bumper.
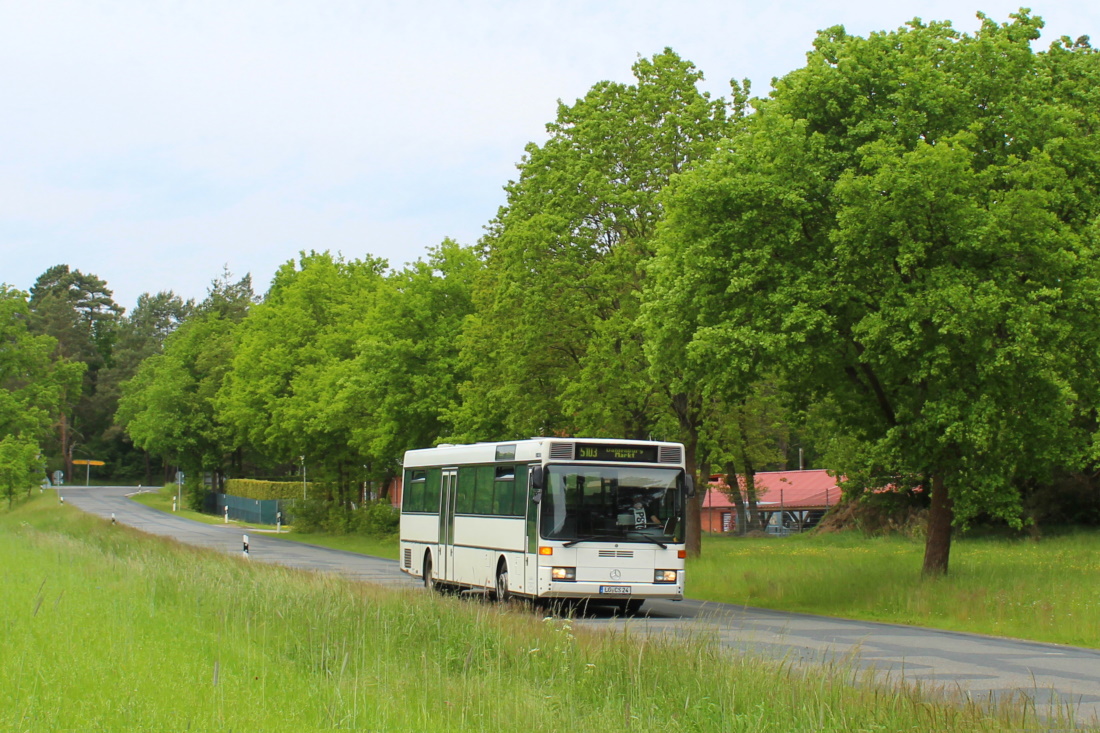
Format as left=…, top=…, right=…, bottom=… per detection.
left=541, top=581, right=683, bottom=601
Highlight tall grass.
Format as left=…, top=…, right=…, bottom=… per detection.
left=0, top=495, right=1065, bottom=731
left=690, top=531, right=1100, bottom=648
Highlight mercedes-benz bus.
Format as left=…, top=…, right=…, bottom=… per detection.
left=399, top=438, right=693, bottom=613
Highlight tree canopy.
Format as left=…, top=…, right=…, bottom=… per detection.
left=649, top=11, right=1100, bottom=572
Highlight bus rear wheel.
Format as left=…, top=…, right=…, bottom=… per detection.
left=494, top=561, right=509, bottom=603
left=423, top=554, right=435, bottom=592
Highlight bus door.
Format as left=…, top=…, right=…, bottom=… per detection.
left=523, top=463, right=541, bottom=595
left=438, top=468, right=458, bottom=582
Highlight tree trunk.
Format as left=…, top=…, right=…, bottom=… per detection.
left=672, top=392, right=703, bottom=557
left=737, top=409, right=760, bottom=532
left=724, top=461, right=747, bottom=535
left=922, top=473, right=953, bottom=575
left=60, top=411, right=73, bottom=483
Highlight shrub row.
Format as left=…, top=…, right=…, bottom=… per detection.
left=293, top=497, right=399, bottom=537
left=224, top=478, right=310, bottom=501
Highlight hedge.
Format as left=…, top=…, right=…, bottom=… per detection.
left=224, top=479, right=311, bottom=501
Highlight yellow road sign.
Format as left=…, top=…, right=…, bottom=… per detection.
left=72, top=460, right=106, bottom=466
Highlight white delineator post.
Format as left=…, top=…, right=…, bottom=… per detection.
left=242, top=534, right=249, bottom=557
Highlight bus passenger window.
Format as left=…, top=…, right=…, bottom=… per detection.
left=474, top=466, right=495, bottom=514
left=494, top=465, right=515, bottom=515
left=425, top=468, right=442, bottom=513
left=455, top=467, right=476, bottom=513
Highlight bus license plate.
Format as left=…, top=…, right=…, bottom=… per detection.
left=600, top=586, right=631, bottom=595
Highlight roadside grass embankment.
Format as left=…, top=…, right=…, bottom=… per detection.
left=690, top=530, right=1100, bottom=649
left=1, top=494, right=1067, bottom=732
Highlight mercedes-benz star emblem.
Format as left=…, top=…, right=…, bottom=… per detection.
left=610, top=569, right=621, bottom=581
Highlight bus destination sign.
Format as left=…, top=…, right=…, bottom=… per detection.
left=575, top=443, right=659, bottom=463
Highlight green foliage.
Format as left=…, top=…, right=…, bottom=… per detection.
left=341, top=240, right=479, bottom=474
left=0, top=285, right=84, bottom=442
left=291, top=497, right=398, bottom=537
left=183, top=475, right=209, bottom=512
left=452, top=49, right=731, bottom=442
left=653, top=12, right=1100, bottom=568
left=0, top=435, right=43, bottom=508
left=117, top=272, right=253, bottom=477
left=217, top=252, right=386, bottom=470
left=223, top=478, right=309, bottom=501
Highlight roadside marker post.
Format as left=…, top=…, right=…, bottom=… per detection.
left=224, top=506, right=228, bottom=523
left=242, top=534, right=249, bottom=558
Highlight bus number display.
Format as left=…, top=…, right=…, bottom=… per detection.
left=575, top=443, right=658, bottom=463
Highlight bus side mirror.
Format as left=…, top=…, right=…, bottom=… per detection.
left=684, top=472, right=695, bottom=498
left=531, top=466, right=545, bottom=494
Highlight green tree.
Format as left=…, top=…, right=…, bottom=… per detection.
left=216, top=252, right=387, bottom=501
left=27, top=265, right=123, bottom=479
left=654, top=13, right=1100, bottom=573
left=0, top=285, right=84, bottom=502
left=98, top=291, right=194, bottom=482
left=335, top=240, right=479, bottom=488
left=0, top=435, right=43, bottom=508
left=117, top=273, right=253, bottom=496
left=452, top=50, right=731, bottom=555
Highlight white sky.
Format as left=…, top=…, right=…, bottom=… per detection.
left=2, top=1, right=1097, bottom=311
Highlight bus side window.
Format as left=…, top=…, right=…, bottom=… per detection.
left=513, top=464, right=528, bottom=517
left=425, top=468, right=442, bottom=513
left=493, top=465, right=515, bottom=515
left=474, top=465, right=495, bottom=514
left=403, top=470, right=426, bottom=512
left=455, top=467, right=476, bottom=514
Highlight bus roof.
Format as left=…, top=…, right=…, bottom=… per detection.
left=403, top=438, right=686, bottom=469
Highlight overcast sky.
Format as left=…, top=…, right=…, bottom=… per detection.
left=2, top=1, right=1097, bottom=311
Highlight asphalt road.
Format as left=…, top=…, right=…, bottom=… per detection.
left=62, top=485, right=1100, bottom=724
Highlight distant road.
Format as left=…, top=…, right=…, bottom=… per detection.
left=64, top=485, right=1100, bottom=724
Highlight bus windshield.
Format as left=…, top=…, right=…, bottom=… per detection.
left=541, top=465, right=684, bottom=544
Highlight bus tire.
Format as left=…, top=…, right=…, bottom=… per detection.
left=494, top=559, right=509, bottom=603
left=423, top=553, right=435, bottom=592
left=625, top=598, right=644, bottom=615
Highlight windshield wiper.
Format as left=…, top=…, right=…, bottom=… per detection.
left=632, top=534, right=668, bottom=550
left=562, top=533, right=668, bottom=549
left=563, top=535, right=622, bottom=547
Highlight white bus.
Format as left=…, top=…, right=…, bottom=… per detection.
left=399, top=438, right=694, bottom=612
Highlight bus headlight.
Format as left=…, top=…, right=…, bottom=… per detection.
left=654, top=570, right=677, bottom=583
left=551, top=567, right=576, bottom=581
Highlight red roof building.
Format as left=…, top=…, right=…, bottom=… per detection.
left=702, top=469, right=842, bottom=533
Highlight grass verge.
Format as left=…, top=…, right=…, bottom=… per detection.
left=690, top=530, right=1100, bottom=648
left=1, top=494, right=1073, bottom=732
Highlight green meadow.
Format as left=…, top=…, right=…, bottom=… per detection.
left=1, top=495, right=1069, bottom=731
left=689, top=531, right=1100, bottom=649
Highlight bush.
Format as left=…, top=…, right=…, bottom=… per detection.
left=184, top=476, right=209, bottom=513
left=290, top=497, right=398, bottom=537
left=225, top=478, right=310, bottom=501
left=351, top=500, right=399, bottom=537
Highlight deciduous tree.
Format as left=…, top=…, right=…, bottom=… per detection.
left=654, top=12, right=1100, bottom=573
